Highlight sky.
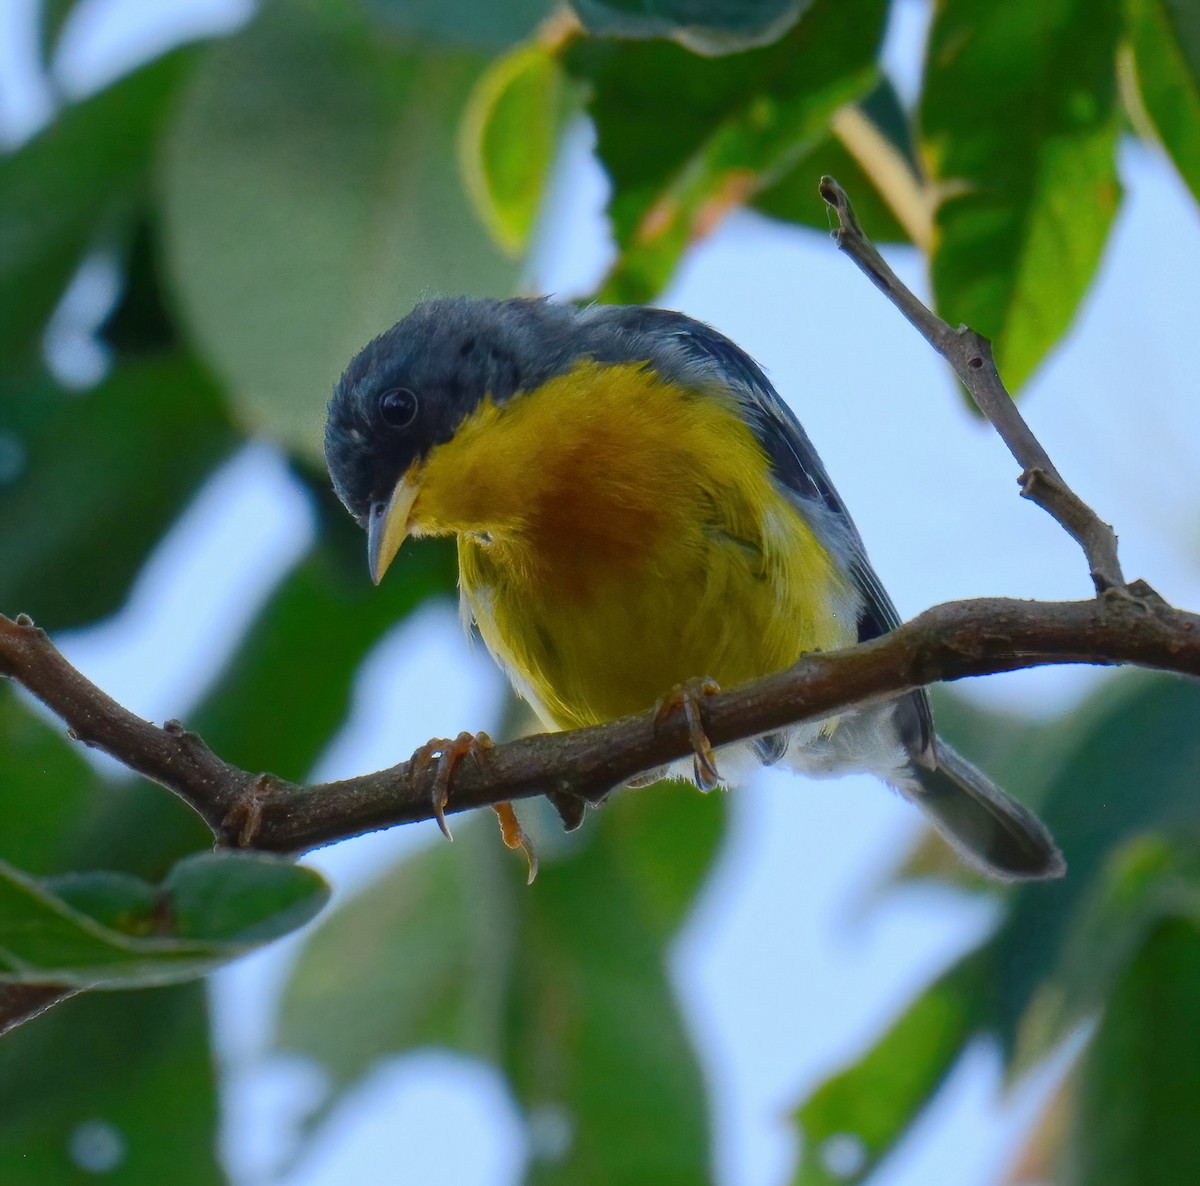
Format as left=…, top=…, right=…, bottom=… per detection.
left=4, top=0, right=1200, bottom=1183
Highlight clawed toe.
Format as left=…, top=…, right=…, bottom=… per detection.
left=410, top=730, right=494, bottom=840
left=655, top=677, right=722, bottom=790
left=493, top=801, right=538, bottom=884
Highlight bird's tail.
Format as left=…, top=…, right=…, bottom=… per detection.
left=906, top=741, right=1065, bottom=881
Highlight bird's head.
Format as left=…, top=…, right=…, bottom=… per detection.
left=324, top=296, right=579, bottom=583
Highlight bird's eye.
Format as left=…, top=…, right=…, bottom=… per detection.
left=378, top=387, right=418, bottom=429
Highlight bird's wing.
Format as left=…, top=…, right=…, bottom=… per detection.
left=665, top=316, right=901, bottom=634
left=633, top=311, right=935, bottom=755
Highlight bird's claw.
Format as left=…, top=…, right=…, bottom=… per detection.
left=656, top=677, right=722, bottom=790
left=493, top=801, right=539, bottom=884
left=410, top=730, right=494, bottom=840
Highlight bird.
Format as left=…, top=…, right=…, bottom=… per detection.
left=323, top=295, right=1064, bottom=881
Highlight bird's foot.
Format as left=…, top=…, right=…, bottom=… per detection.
left=656, top=677, right=722, bottom=790
left=493, top=802, right=538, bottom=884
left=409, top=730, right=494, bottom=840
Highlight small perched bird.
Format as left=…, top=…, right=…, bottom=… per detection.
left=324, top=296, right=1063, bottom=881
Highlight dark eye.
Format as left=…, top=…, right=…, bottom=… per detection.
left=378, top=387, right=418, bottom=429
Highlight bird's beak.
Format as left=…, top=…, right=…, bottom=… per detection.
left=367, top=475, right=420, bottom=585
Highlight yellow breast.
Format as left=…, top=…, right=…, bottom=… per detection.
left=408, top=359, right=859, bottom=730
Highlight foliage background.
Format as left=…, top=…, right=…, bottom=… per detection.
left=2, top=0, right=1200, bottom=1183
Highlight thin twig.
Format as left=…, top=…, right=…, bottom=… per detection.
left=819, top=176, right=1126, bottom=594
left=3, top=595, right=1197, bottom=855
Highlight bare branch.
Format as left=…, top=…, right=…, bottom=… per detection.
left=1, top=181, right=1190, bottom=988
left=3, top=594, right=1197, bottom=856
left=819, top=176, right=1126, bottom=593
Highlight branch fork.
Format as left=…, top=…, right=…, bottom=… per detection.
left=2, top=182, right=1195, bottom=873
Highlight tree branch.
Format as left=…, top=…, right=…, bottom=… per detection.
left=3, top=593, right=1198, bottom=855
left=819, top=176, right=1126, bottom=593
left=1, top=181, right=1189, bottom=883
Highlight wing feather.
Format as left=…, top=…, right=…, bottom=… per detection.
left=576, top=306, right=934, bottom=755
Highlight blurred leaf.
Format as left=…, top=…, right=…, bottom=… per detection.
left=45, top=871, right=159, bottom=934
left=100, top=216, right=182, bottom=356
left=0, top=852, right=328, bottom=988
left=162, top=851, right=329, bottom=943
left=514, top=786, right=720, bottom=1185
left=985, top=674, right=1200, bottom=1066
left=160, top=2, right=518, bottom=460
left=364, top=0, right=554, bottom=48
left=0, top=681, right=211, bottom=893
left=1127, top=0, right=1200, bottom=203
left=278, top=822, right=518, bottom=1077
left=0, top=984, right=221, bottom=1184
left=568, top=0, right=810, bottom=55
left=799, top=675, right=1200, bottom=1180
left=37, top=0, right=79, bottom=65
left=1016, top=835, right=1200, bottom=1068
left=189, top=472, right=457, bottom=780
left=54, top=758, right=217, bottom=889
left=921, top=0, right=1122, bottom=390
left=0, top=688, right=108, bottom=875
left=791, top=954, right=985, bottom=1186
left=0, top=355, right=235, bottom=629
left=566, top=0, right=886, bottom=302
left=0, top=670, right=215, bottom=889
left=279, top=782, right=724, bottom=1184
left=0, top=50, right=193, bottom=369
left=1070, top=915, right=1200, bottom=1185
left=755, top=77, right=920, bottom=245
left=460, top=42, right=571, bottom=255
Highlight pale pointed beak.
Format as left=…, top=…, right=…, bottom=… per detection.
left=367, top=475, right=420, bottom=585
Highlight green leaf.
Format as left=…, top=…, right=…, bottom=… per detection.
left=1017, top=835, right=1200, bottom=1067
left=160, top=3, right=519, bottom=460
left=0, top=852, right=328, bottom=988
left=42, top=871, right=159, bottom=935
left=1070, top=915, right=1200, bottom=1186
left=985, top=674, right=1200, bottom=1066
left=0, top=50, right=193, bottom=368
left=568, top=0, right=810, bottom=55
left=0, top=984, right=222, bottom=1184
left=566, top=0, right=887, bottom=302
left=162, top=851, right=330, bottom=944
left=37, top=0, right=80, bottom=65
left=1127, top=0, right=1200, bottom=203
left=99, top=215, right=184, bottom=356
left=278, top=782, right=724, bottom=1184
left=277, top=821, right=518, bottom=1078
left=921, top=0, right=1122, bottom=390
left=0, top=355, right=235, bottom=629
left=460, top=42, right=570, bottom=256
left=515, top=787, right=723, bottom=1185
left=363, top=0, right=554, bottom=48
left=0, top=689, right=108, bottom=875
left=0, top=673, right=214, bottom=892
left=790, top=955, right=985, bottom=1186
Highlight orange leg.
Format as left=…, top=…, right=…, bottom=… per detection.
left=409, top=730, right=494, bottom=840
left=655, top=677, right=722, bottom=790
left=492, top=801, right=539, bottom=884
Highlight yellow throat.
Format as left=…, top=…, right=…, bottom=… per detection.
left=403, top=359, right=859, bottom=729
